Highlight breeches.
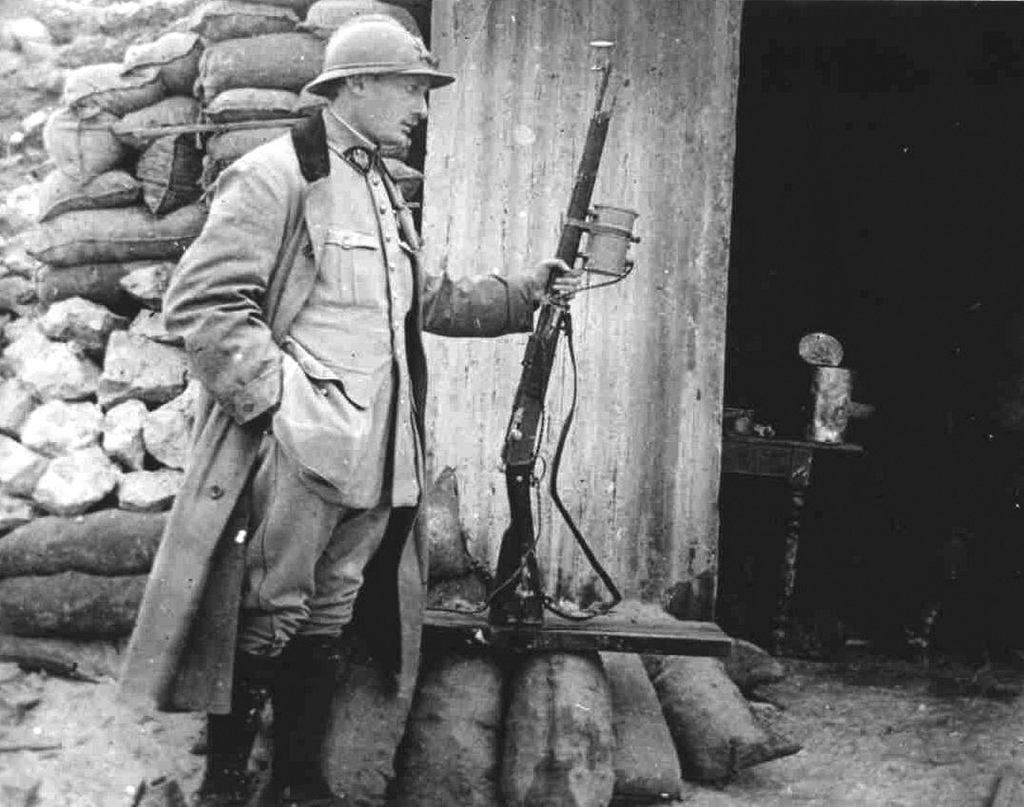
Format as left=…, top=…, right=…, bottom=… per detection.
left=237, top=434, right=392, bottom=657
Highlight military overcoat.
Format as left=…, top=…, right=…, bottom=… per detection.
left=119, top=113, right=537, bottom=715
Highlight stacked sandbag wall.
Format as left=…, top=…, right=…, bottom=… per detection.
left=0, top=0, right=425, bottom=668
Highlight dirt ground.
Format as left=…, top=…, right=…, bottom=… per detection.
left=0, top=653, right=1021, bottom=807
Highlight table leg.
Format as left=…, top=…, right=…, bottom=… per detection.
left=771, top=485, right=806, bottom=655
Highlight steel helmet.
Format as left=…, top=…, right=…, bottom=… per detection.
left=303, top=14, right=455, bottom=97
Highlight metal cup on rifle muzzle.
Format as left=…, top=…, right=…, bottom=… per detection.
left=579, top=204, right=640, bottom=277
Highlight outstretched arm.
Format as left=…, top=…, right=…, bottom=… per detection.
left=421, top=258, right=579, bottom=337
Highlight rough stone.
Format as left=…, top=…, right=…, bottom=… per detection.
left=0, top=495, right=36, bottom=535
left=0, top=435, right=49, bottom=498
left=101, top=399, right=148, bottom=471
left=56, top=33, right=128, bottom=68
left=20, top=109, right=49, bottom=138
left=17, top=338, right=102, bottom=401
left=20, top=399, right=104, bottom=457
left=118, top=468, right=183, bottom=512
left=0, top=275, right=36, bottom=316
left=39, top=296, right=128, bottom=354
left=142, top=383, right=199, bottom=470
left=0, top=17, right=54, bottom=51
left=32, top=445, right=120, bottom=516
left=0, top=241, right=44, bottom=279
left=0, top=181, right=41, bottom=236
left=119, top=261, right=175, bottom=309
left=98, top=330, right=188, bottom=408
left=0, top=377, right=38, bottom=438
left=128, top=309, right=182, bottom=346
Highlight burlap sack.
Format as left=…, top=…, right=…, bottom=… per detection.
left=43, top=108, right=125, bottom=183
left=391, top=651, right=505, bottom=807
left=601, top=652, right=685, bottom=802
left=194, top=32, right=324, bottom=101
left=35, top=262, right=143, bottom=309
left=189, top=1, right=299, bottom=42
left=37, top=170, right=141, bottom=222
left=203, top=88, right=299, bottom=123
left=63, top=63, right=166, bottom=118
left=250, top=0, right=313, bottom=11
left=114, top=96, right=202, bottom=150
left=137, top=135, right=204, bottom=215
left=643, top=654, right=800, bottom=783
left=295, top=88, right=329, bottom=116
left=0, top=510, right=166, bottom=579
left=501, top=652, right=615, bottom=807
left=415, top=466, right=474, bottom=584
left=122, top=32, right=204, bottom=96
left=26, top=204, right=207, bottom=268
left=298, top=0, right=420, bottom=39
left=201, top=125, right=291, bottom=187
left=0, top=572, right=147, bottom=639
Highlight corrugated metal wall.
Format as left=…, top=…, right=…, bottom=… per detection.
left=420, top=0, right=741, bottom=617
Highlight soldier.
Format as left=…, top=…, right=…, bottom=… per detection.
left=119, top=14, right=580, bottom=807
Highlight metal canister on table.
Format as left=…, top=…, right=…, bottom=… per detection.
left=808, top=366, right=853, bottom=443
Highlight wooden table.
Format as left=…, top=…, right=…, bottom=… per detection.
left=721, top=434, right=864, bottom=653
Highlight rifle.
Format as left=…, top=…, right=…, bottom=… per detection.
left=490, top=46, right=640, bottom=628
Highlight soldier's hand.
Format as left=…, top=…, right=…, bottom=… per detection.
left=532, top=258, right=583, bottom=302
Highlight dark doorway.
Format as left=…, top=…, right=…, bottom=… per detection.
left=720, top=0, right=1024, bottom=662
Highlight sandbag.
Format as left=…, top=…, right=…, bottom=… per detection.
left=0, top=275, right=37, bottom=315
left=37, top=170, right=141, bottom=222
left=724, top=637, right=786, bottom=694
left=137, top=135, right=204, bottom=215
left=35, top=262, right=141, bottom=309
left=642, top=654, right=801, bottom=783
left=295, top=88, right=328, bottom=116
left=0, top=572, right=147, bottom=638
left=122, top=31, right=204, bottom=96
left=392, top=651, right=504, bottom=807
left=323, top=643, right=417, bottom=805
left=501, top=652, right=615, bottom=807
left=63, top=62, right=166, bottom=118
left=201, top=125, right=290, bottom=187
left=0, top=633, right=124, bottom=681
left=299, top=0, right=420, bottom=39
left=416, top=466, right=474, bottom=584
left=194, top=32, right=325, bottom=101
left=189, top=1, right=299, bottom=42
left=114, top=97, right=202, bottom=150
left=43, top=108, right=126, bottom=183
left=203, top=87, right=299, bottom=123
left=601, top=652, right=685, bottom=802
left=26, top=203, right=207, bottom=268
left=426, top=569, right=489, bottom=610
left=0, top=509, right=166, bottom=579
left=251, top=0, right=314, bottom=11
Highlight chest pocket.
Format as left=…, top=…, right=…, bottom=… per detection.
left=321, top=228, right=384, bottom=309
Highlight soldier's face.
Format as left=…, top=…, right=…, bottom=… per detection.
left=346, top=75, right=430, bottom=149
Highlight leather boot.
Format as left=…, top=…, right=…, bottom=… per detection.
left=192, top=651, right=279, bottom=807
left=265, top=634, right=346, bottom=806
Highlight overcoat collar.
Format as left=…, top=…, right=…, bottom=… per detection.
left=291, top=112, right=331, bottom=182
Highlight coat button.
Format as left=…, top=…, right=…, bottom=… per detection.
left=210, top=484, right=224, bottom=500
